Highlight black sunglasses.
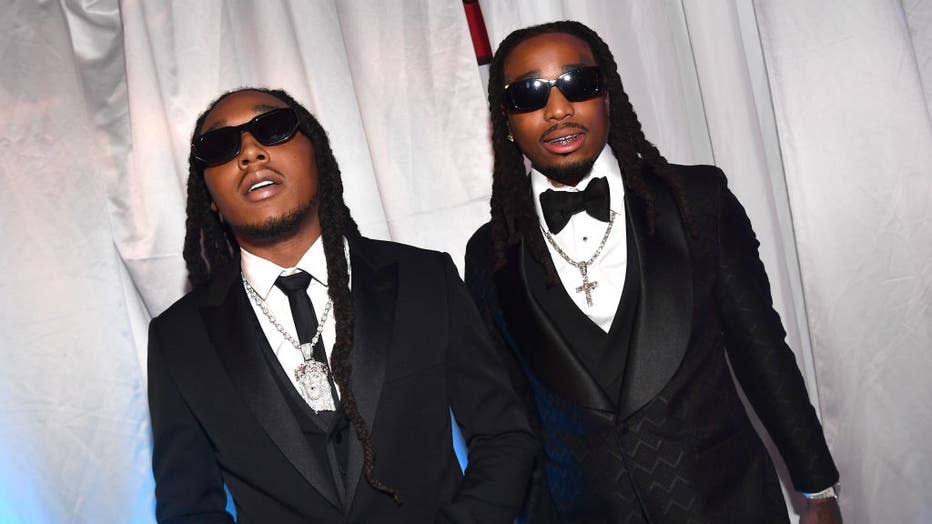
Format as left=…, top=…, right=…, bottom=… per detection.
left=503, top=66, right=603, bottom=113
left=193, top=108, right=300, bottom=166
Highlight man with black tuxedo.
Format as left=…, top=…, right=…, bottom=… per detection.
left=465, top=21, right=842, bottom=523
left=147, top=87, right=536, bottom=523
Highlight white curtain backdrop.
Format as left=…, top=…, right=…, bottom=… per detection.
left=0, top=1, right=929, bottom=523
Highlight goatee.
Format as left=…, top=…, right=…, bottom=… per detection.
left=231, top=196, right=318, bottom=246
left=538, top=157, right=598, bottom=187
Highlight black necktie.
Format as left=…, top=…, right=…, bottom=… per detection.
left=275, top=271, right=339, bottom=408
left=539, top=176, right=611, bottom=234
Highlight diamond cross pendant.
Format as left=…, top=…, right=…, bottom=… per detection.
left=575, top=262, right=598, bottom=306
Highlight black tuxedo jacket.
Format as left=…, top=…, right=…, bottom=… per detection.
left=464, top=164, right=839, bottom=523
left=148, top=237, right=537, bottom=523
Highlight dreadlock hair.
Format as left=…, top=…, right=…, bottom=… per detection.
left=182, top=87, right=401, bottom=504
left=487, top=20, right=694, bottom=276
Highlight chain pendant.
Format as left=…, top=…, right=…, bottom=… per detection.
left=294, top=358, right=336, bottom=412
left=575, top=262, right=599, bottom=306
left=541, top=211, right=616, bottom=308
left=241, top=274, right=337, bottom=412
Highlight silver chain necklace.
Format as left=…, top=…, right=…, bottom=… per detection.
left=540, top=211, right=617, bottom=307
left=241, top=273, right=336, bottom=412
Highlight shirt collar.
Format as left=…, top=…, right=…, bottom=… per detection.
left=240, top=238, right=329, bottom=300
left=530, top=145, right=625, bottom=221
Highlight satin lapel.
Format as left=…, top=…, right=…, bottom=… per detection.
left=494, top=238, right=613, bottom=414
left=343, top=240, right=398, bottom=513
left=618, top=176, right=693, bottom=419
left=200, top=265, right=342, bottom=509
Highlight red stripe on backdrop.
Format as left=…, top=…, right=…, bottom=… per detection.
left=462, top=0, right=492, bottom=65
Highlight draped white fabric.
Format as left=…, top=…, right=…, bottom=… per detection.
left=755, top=2, right=932, bottom=521
left=0, top=1, right=928, bottom=522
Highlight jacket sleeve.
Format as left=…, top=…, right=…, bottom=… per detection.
left=461, top=233, right=561, bottom=524
left=148, top=319, right=235, bottom=524
left=713, top=173, right=839, bottom=493
left=436, top=252, right=539, bottom=524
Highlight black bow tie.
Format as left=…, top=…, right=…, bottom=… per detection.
left=539, top=176, right=611, bottom=234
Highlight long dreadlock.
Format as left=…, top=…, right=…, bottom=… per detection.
left=487, top=21, right=694, bottom=276
left=182, top=87, right=401, bottom=504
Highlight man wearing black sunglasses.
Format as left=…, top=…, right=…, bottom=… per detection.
left=465, top=21, right=842, bottom=524
left=147, top=87, right=536, bottom=523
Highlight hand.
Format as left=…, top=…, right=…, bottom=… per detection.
left=799, top=497, right=842, bottom=524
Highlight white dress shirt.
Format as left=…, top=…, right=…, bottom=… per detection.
left=240, top=238, right=350, bottom=398
left=531, top=146, right=627, bottom=332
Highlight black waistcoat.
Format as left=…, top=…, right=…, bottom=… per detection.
left=249, top=316, right=352, bottom=508
left=524, top=217, right=641, bottom=403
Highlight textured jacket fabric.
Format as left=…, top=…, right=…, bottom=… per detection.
left=464, top=164, right=838, bottom=523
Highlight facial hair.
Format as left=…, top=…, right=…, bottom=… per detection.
left=231, top=195, right=319, bottom=247
left=537, top=156, right=598, bottom=187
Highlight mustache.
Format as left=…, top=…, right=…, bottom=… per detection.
left=540, top=122, right=589, bottom=140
